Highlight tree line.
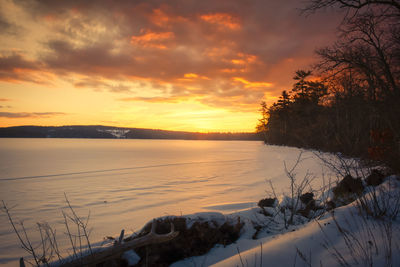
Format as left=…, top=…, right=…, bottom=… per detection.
left=257, top=0, right=400, bottom=171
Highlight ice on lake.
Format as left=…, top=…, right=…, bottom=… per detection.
left=0, top=138, right=335, bottom=266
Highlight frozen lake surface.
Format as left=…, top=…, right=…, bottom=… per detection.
left=0, top=138, right=335, bottom=266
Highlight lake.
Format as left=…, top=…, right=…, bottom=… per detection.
left=0, top=138, right=333, bottom=266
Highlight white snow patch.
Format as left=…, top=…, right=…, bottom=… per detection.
left=172, top=178, right=400, bottom=267
left=97, top=128, right=130, bottom=138
left=122, top=250, right=140, bottom=266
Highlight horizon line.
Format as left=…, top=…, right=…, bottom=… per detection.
left=0, top=124, right=258, bottom=134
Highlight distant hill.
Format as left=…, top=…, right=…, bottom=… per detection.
left=0, top=125, right=262, bottom=141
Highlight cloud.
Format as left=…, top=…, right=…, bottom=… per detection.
left=200, top=13, right=241, bottom=30
left=0, top=98, right=11, bottom=101
left=118, top=96, right=191, bottom=103
left=0, top=112, right=66, bottom=118
left=2, top=0, right=342, bottom=109
left=131, top=30, right=175, bottom=49
left=0, top=15, right=14, bottom=34
left=73, top=77, right=132, bottom=93
left=0, top=2, right=22, bottom=36
left=232, top=77, right=273, bottom=88
left=0, top=52, right=51, bottom=84
left=0, top=52, right=37, bottom=70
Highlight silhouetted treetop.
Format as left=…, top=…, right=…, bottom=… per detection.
left=303, top=0, right=400, bottom=14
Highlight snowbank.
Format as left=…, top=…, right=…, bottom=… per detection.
left=172, top=177, right=400, bottom=267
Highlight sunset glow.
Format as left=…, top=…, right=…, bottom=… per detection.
left=0, top=0, right=340, bottom=132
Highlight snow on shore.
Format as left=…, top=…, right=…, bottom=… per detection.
left=171, top=177, right=400, bottom=267
left=2, top=139, right=399, bottom=266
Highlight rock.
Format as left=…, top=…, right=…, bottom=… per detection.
left=131, top=216, right=244, bottom=266
left=332, top=174, right=364, bottom=204
left=366, top=169, right=385, bottom=186
left=258, top=208, right=272, bottom=217
left=297, top=192, right=317, bottom=218
left=326, top=200, right=336, bottom=211
left=257, top=198, right=277, bottom=208
left=300, top=193, right=315, bottom=208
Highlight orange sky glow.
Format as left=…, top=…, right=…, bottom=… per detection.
left=0, top=0, right=341, bottom=132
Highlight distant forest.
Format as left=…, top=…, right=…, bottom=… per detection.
left=257, top=0, right=400, bottom=171
left=0, top=125, right=262, bottom=141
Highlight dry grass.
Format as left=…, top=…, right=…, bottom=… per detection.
left=1, top=194, right=94, bottom=266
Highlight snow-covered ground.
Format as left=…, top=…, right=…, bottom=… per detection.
left=2, top=138, right=397, bottom=266
left=171, top=176, right=400, bottom=267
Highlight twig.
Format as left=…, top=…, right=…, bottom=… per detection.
left=236, top=247, right=245, bottom=267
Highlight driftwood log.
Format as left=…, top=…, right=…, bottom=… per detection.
left=60, top=220, right=179, bottom=267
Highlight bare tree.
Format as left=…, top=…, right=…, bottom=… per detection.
left=316, top=12, right=399, bottom=97
left=314, top=7, right=400, bottom=165
left=302, top=0, right=400, bottom=14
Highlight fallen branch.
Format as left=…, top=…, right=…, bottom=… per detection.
left=61, top=219, right=179, bottom=267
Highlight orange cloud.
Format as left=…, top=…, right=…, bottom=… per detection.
left=232, top=53, right=257, bottom=65
left=184, top=73, right=198, bottom=78
left=0, top=112, right=66, bottom=118
left=43, top=14, right=57, bottom=22
left=178, top=73, right=210, bottom=82
left=229, top=53, right=258, bottom=74
left=130, top=30, right=175, bottom=49
left=200, top=13, right=241, bottom=30
left=0, top=69, right=55, bottom=85
left=149, top=8, right=187, bottom=28
left=119, top=96, right=191, bottom=103
left=0, top=0, right=342, bottom=130
left=0, top=52, right=56, bottom=84
left=150, top=8, right=170, bottom=26
left=231, top=59, right=245, bottom=65
left=233, top=77, right=273, bottom=88
left=203, top=47, right=234, bottom=62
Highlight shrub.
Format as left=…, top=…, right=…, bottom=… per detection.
left=132, top=216, right=244, bottom=266
left=332, top=174, right=364, bottom=204
left=366, top=169, right=385, bottom=186
left=257, top=198, right=277, bottom=208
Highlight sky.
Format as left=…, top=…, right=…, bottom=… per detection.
left=0, top=0, right=342, bottom=132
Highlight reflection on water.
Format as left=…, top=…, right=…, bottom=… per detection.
left=0, top=138, right=331, bottom=266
